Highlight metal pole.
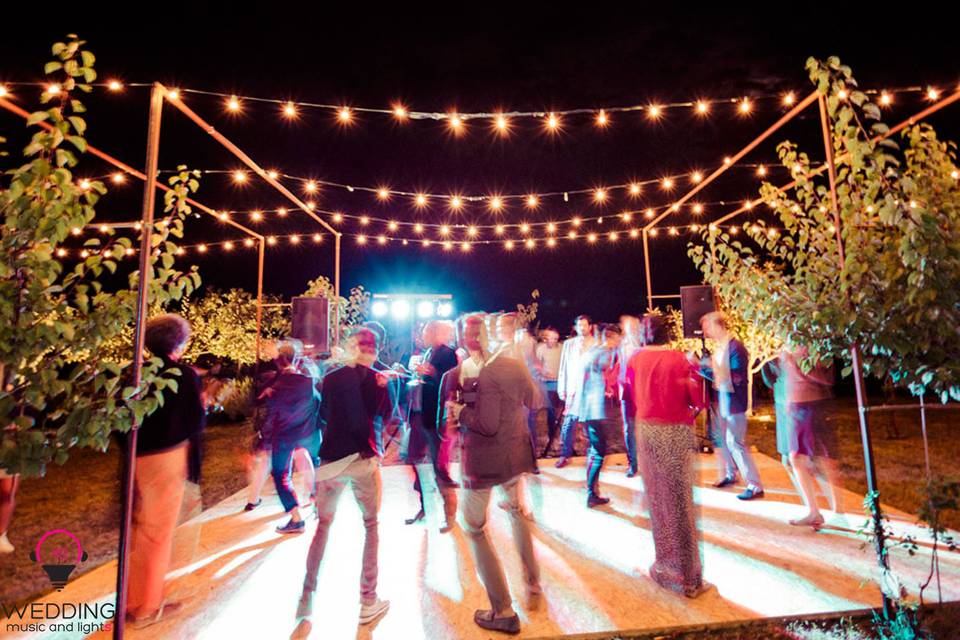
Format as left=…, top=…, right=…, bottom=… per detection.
left=642, top=229, right=653, bottom=310
left=818, top=92, right=891, bottom=617
left=114, top=82, right=164, bottom=639
left=255, top=238, right=265, bottom=366
left=334, top=233, right=342, bottom=345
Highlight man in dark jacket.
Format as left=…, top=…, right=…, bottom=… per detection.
left=450, top=343, right=542, bottom=635
left=294, top=328, right=392, bottom=634
left=699, top=312, right=764, bottom=500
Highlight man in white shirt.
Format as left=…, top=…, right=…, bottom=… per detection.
left=535, top=328, right=562, bottom=454
left=553, top=315, right=597, bottom=468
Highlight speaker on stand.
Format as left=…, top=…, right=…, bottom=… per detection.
left=291, top=296, right=331, bottom=356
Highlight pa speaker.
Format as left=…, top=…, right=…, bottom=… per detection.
left=680, top=285, right=716, bottom=339
left=291, top=296, right=330, bottom=353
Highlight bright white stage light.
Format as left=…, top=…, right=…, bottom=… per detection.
left=417, top=300, right=435, bottom=318
left=372, top=301, right=389, bottom=318
left=391, top=300, right=411, bottom=320
left=436, top=302, right=453, bottom=318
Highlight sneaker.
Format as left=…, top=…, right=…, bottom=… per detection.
left=737, top=487, right=764, bottom=501
left=625, top=468, right=638, bottom=478
left=554, top=457, right=570, bottom=469
left=587, top=494, right=610, bottom=508
left=276, top=519, right=306, bottom=534
left=474, top=609, right=520, bottom=634
left=0, top=533, right=14, bottom=554
left=359, top=598, right=389, bottom=624
left=243, top=499, right=262, bottom=512
left=713, top=476, right=737, bottom=489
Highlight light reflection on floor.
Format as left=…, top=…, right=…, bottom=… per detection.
left=6, top=453, right=959, bottom=640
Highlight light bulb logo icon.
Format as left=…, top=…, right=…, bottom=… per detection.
left=29, top=529, right=87, bottom=590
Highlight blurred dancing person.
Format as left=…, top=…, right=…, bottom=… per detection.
left=535, top=327, right=563, bottom=457
left=448, top=324, right=542, bottom=634
left=627, top=314, right=708, bottom=597
left=618, top=315, right=643, bottom=477
left=580, top=324, right=621, bottom=507
left=552, top=315, right=597, bottom=467
left=294, top=329, right=392, bottom=633
left=699, top=312, right=764, bottom=500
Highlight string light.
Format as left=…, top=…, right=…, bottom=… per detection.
left=357, top=235, right=367, bottom=245
left=880, top=92, right=892, bottom=106
left=647, top=105, right=662, bottom=119
left=251, top=211, right=263, bottom=221
left=547, top=237, right=557, bottom=247
left=449, top=195, right=463, bottom=211
left=520, top=223, right=530, bottom=234
left=233, top=170, right=247, bottom=183
left=80, top=250, right=89, bottom=258
left=837, top=89, right=848, bottom=100
left=489, top=196, right=503, bottom=212
left=392, top=103, right=408, bottom=120
left=415, top=194, right=428, bottom=208
left=108, top=80, right=123, bottom=92
left=757, top=165, right=767, bottom=177
left=443, top=241, right=453, bottom=251
left=494, top=225, right=505, bottom=235
left=669, top=227, right=678, bottom=236
left=661, top=178, right=674, bottom=190
left=227, top=96, right=241, bottom=112
left=629, top=183, right=642, bottom=196
left=414, top=223, right=424, bottom=233
left=448, top=113, right=464, bottom=133
left=620, top=212, right=632, bottom=223
left=224, top=241, right=234, bottom=251
left=111, top=172, right=126, bottom=184
left=46, top=84, right=61, bottom=96
left=439, top=225, right=451, bottom=236
left=567, top=230, right=576, bottom=239
left=648, top=228, right=659, bottom=237
left=244, top=238, right=255, bottom=247
left=629, top=229, right=640, bottom=238
left=377, top=187, right=390, bottom=201
left=304, top=180, right=318, bottom=193
left=267, top=236, right=277, bottom=246
left=571, top=217, right=582, bottom=227
left=525, top=239, right=535, bottom=249
left=608, top=232, right=618, bottom=242
left=388, top=221, right=399, bottom=231
left=79, top=179, right=91, bottom=190
left=283, top=102, right=297, bottom=118
left=729, top=226, right=739, bottom=236
left=290, top=235, right=301, bottom=245
left=595, top=110, right=609, bottom=127
left=167, top=89, right=179, bottom=100
left=460, top=241, right=471, bottom=252
left=691, top=171, right=703, bottom=183
left=277, top=207, right=287, bottom=217
left=505, top=240, right=515, bottom=250
left=739, top=98, right=752, bottom=114
left=695, top=101, right=709, bottom=115
left=594, top=188, right=607, bottom=203
left=692, top=203, right=704, bottom=214
left=951, top=170, right=959, bottom=180
left=587, top=233, right=598, bottom=243
left=378, top=235, right=388, bottom=245
left=545, top=112, right=561, bottom=131
left=723, top=156, right=733, bottom=165
left=927, top=88, right=940, bottom=101
left=197, top=244, right=208, bottom=253
left=494, top=113, right=510, bottom=135
left=337, top=107, right=353, bottom=123
left=467, top=226, right=478, bottom=237
left=267, top=170, right=280, bottom=180
left=525, top=195, right=539, bottom=209
left=0, top=86, right=8, bottom=97
left=175, top=247, right=186, bottom=256
left=644, top=208, right=654, bottom=219
left=56, top=248, right=68, bottom=257
left=312, top=233, right=322, bottom=243
left=219, top=211, right=230, bottom=221
left=782, top=92, right=796, bottom=106
left=422, top=239, right=432, bottom=247
left=98, top=224, right=109, bottom=233
left=360, top=216, right=370, bottom=225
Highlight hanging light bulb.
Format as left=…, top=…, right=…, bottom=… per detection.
left=695, top=100, right=709, bottom=115
left=488, top=196, right=503, bottom=212
left=782, top=92, right=796, bottom=106
left=337, top=107, right=353, bottom=123
left=226, top=96, right=241, bottom=112
left=283, top=102, right=297, bottom=118
left=392, top=103, right=408, bottom=120
left=525, top=195, right=539, bottom=209
left=595, top=110, right=609, bottom=127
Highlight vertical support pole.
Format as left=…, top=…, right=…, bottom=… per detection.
left=642, top=229, right=653, bottom=310
left=255, top=238, right=264, bottom=366
left=114, top=82, right=164, bottom=639
left=334, top=232, right=342, bottom=346
left=818, top=92, right=890, bottom=617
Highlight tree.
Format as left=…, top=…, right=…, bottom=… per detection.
left=302, top=275, right=370, bottom=335
left=0, top=37, right=201, bottom=477
left=515, top=289, right=540, bottom=328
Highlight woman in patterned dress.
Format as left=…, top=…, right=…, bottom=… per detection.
left=625, top=313, right=708, bottom=597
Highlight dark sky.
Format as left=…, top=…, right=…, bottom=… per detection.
left=2, top=7, right=958, bottom=329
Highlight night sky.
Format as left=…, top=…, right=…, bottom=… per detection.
left=2, top=8, right=958, bottom=329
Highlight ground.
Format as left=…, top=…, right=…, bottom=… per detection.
left=1, top=397, right=956, bottom=611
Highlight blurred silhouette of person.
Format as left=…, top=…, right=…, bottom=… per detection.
left=535, top=327, right=562, bottom=456
left=619, top=315, right=643, bottom=477
left=552, top=315, right=597, bottom=467
left=579, top=324, right=621, bottom=507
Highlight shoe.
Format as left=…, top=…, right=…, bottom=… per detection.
left=474, top=609, right=520, bottom=634
left=737, top=487, right=764, bottom=501
left=554, top=457, right=570, bottom=469
left=128, top=601, right=182, bottom=629
left=404, top=509, right=425, bottom=525
left=531, top=467, right=541, bottom=475
left=587, top=494, right=610, bottom=508
left=713, top=476, right=737, bottom=489
left=625, top=468, right=637, bottom=478
left=276, top=519, right=306, bottom=534
left=0, top=533, right=14, bottom=554
left=684, top=581, right=715, bottom=599
left=243, top=499, right=261, bottom=512
left=359, top=598, right=390, bottom=624
left=789, top=513, right=825, bottom=528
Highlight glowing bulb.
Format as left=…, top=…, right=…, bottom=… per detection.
left=739, top=98, right=752, bottom=113
left=267, top=170, right=279, bottom=180
left=696, top=101, right=709, bottom=114
left=526, top=195, right=539, bottom=209
left=782, top=92, right=795, bottom=106
left=608, top=232, right=618, bottom=242
left=927, top=88, right=940, bottom=101
left=219, top=211, right=230, bottom=221
left=357, top=235, right=367, bottom=245
left=661, top=178, right=674, bottom=190
left=46, top=84, right=61, bottom=96
left=880, top=92, right=892, bottom=106
left=467, top=226, right=478, bottom=237
left=304, top=180, right=317, bottom=193
left=108, top=80, right=123, bottom=92
left=443, top=241, right=453, bottom=251
left=331, top=212, right=343, bottom=224
left=378, top=235, right=388, bottom=245
left=414, top=223, right=424, bottom=233
left=448, top=113, right=464, bottom=132
left=567, top=230, right=576, bottom=239
left=494, top=225, right=505, bottom=235
left=671, top=203, right=680, bottom=212
left=0, top=86, right=8, bottom=97
left=377, top=188, right=390, bottom=201
left=422, top=239, right=431, bottom=247
left=251, top=211, right=263, bottom=221
left=233, top=171, right=247, bottom=183
left=283, top=102, right=297, bottom=118
left=505, top=240, right=515, bottom=250
left=571, top=217, right=582, bottom=227
left=669, top=227, right=678, bottom=236
left=745, top=200, right=755, bottom=210
left=494, top=114, right=509, bottom=134
left=460, top=242, right=471, bottom=252
left=768, top=228, right=778, bottom=238
left=392, top=103, right=408, bottom=119
left=547, top=237, right=557, bottom=247
left=951, top=170, right=959, bottom=180
left=730, top=227, right=739, bottom=236
left=691, top=171, right=703, bottom=183
left=690, top=224, right=700, bottom=232
left=837, top=89, right=848, bottom=100
left=644, top=208, right=654, bottom=219
left=111, top=172, right=125, bottom=184
left=440, top=225, right=450, bottom=236
left=227, top=96, right=241, bottom=111
left=629, top=183, right=642, bottom=196
left=630, top=228, right=640, bottom=238
left=587, top=233, right=598, bottom=243
left=224, top=241, right=234, bottom=251
left=594, top=188, right=607, bottom=203
left=692, top=204, right=704, bottom=214
left=415, top=194, right=428, bottom=208
left=525, top=239, right=535, bottom=249
left=360, top=216, right=370, bottom=225
left=649, top=228, right=659, bottom=237
left=337, top=107, right=352, bottom=122
left=757, top=165, right=768, bottom=177
left=723, top=156, right=733, bottom=165
left=547, top=222, right=557, bottom=233
left=647, top=105, right=661, bottom=119
left=79, top=179, right=91, bottom=190
left=99, top=224, right=109, bottom=233
left=56, top=248, right=67, bottom=257
left=80, top=250, right=89, bottom=258
left=545, top=113, right=560, bottom=130
left=313, top=233, right=322, bottom=243
left=388, top=221, right=399, bottom=231
left=520, top=223, right=530, bottom=234
left=449, top=195, right=463, bottom=210
left=489, top=196, right=503, bottom=211
left=244, top=238, right=255, bottom=247
left=595, top=110, right=609, bottom=126
left=197, top=244, right=208, bottom=253
left=620, top=212, right=632, bottom=222
left=277, top=207, right=287, bottom=217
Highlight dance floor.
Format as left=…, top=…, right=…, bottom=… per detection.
left=6, top=452, right=959, bottom=640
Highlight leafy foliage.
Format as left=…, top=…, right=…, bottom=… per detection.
left=0, top=37, right=201, bottom=477
left=302, top=275, right=370, bottom=334
left=515, top=289, right=540, bottom=328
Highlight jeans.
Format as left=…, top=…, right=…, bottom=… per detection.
left=621, top=400, right=638, bottom=473
left=558, top=413, right=580, bottom=458
left=585, top=420, right=607, bottom=495
left=301, top=456, right=382, bottom=609
left=462, top=475, right=541, bottom=612
left=712, top=411, right=763, bottom=489
left=271, top=431, right=321, bottom=513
